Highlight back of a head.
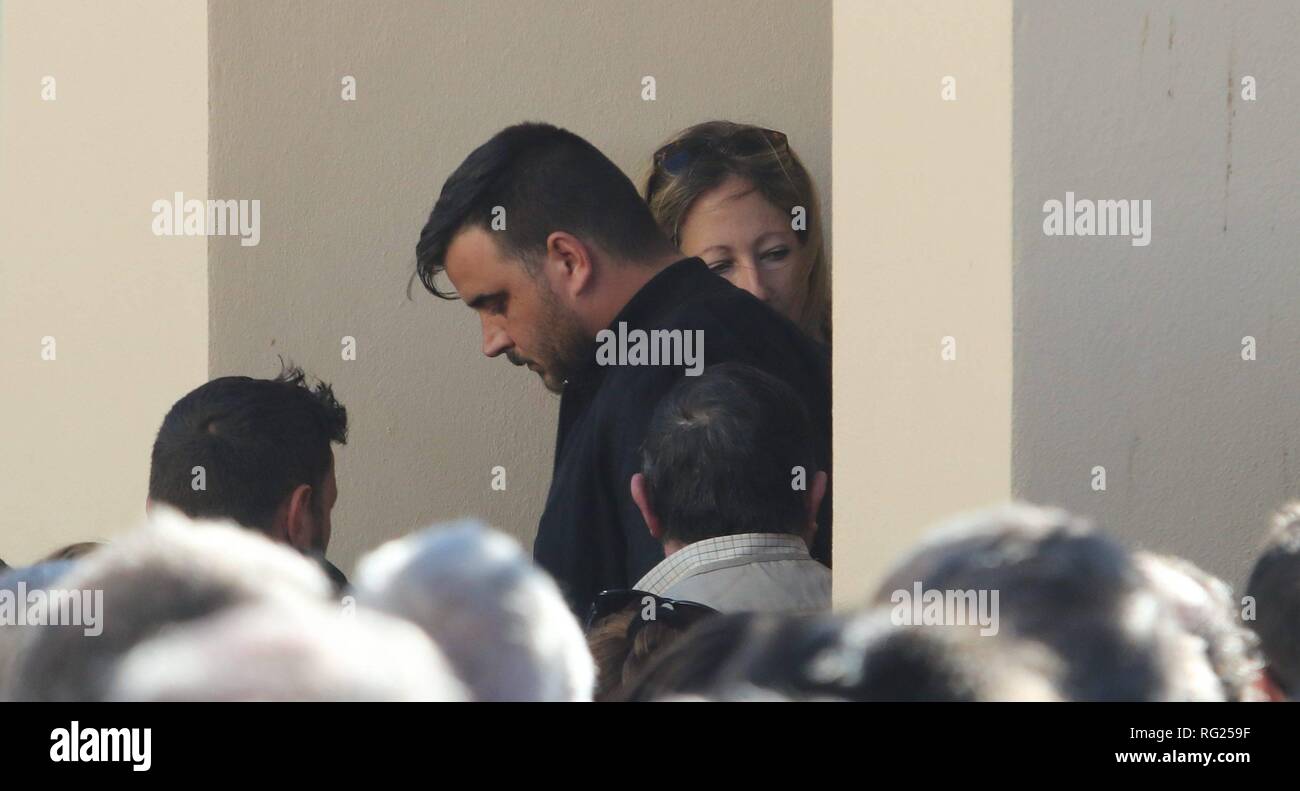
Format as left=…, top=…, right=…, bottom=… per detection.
left=621, top=610, right=884, bottom=701
left=110, top=598, right=467, bottom=701
left=641, top=362, right=816, bottom=545
left=586, top=600, right=714, bottom=701
left=1136, top=551, right=1266, bottom=701
left=1246, top=502, right=1300, bottom=694
left=625, top=609, right=1064, bottom=702
left=148, top=364, right=347, bottom=533
left=619, top=612, right=774, bottom=701
left=0, top=562, right=75, bottom=699
left=772, top=610, right=1064, bottom=702
left=587, top=607, right=641, bottom=701
left=355, top=520, right=594, bottom=701
left=415, top=122, right=676, bottom=298
left=874, top=503, right=1213, bottom=701
left=11, top=508, right=331, bottom=701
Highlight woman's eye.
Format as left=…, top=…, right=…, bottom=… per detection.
left=761, top=247, right=790, bottom=262
left=708, top=260, right=734, bottom=274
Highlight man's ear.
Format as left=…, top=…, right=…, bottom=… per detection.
left=545, top=231, right=595, bottom=300
left=630, top=473, right=663, bottom=541
left=282, top=483, right=316, bottom=552
left=802, top=470, right=828, bottom=548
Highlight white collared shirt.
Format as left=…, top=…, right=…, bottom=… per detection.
left=634, top=533, right=831, bottom=614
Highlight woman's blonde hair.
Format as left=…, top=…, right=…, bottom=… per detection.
left=644, top=121, right=830, bottom=342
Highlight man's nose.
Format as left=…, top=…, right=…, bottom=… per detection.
left=481, top=317, right=511, bottom=357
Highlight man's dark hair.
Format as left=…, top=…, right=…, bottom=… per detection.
left=415, top=122, right=676, bottom=299
left=640, top=362, right=817, bottom=545
left=872, top=505, right=1203, bottom=701
left=147, top=364, right=347, bottom=533
left=1246, top=502, right=1300, bottom=695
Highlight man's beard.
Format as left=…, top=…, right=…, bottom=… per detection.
left=514, top=284, right=592, bottom=394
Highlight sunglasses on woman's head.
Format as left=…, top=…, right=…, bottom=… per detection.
left=648, top=127, right=790, bottom=196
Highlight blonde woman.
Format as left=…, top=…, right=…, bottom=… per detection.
left=645, top=121, right=830, bottom=344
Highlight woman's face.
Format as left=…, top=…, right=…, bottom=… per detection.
left=677, top=175, right=811, bottom=325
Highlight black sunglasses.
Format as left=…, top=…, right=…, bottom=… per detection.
left=648, top=127, right=790, bottom=198
left=585, top=588, right=718, bottom=633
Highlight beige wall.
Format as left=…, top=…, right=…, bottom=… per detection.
left=832, top=0, right=1013, bottom=605
left=206, top=0, right=832, bottom=574
left=1012, top=0, right=1300, bottom=587
left=0, top=0, right=209, bottom=565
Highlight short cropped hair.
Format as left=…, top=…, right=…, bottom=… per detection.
left=148, top=363, right=347, bottom=533
left=415, top=122, right=675, bottom=299
left=355, top=520, right=595, bottom=702
left=640, top=362, right=817, bottom=545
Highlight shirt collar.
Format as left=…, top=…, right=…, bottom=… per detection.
left=634, top=533, right=815, bottom=595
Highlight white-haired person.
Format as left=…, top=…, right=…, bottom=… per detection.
left=9, top=508, right=334, bottom=702
left=109, top=597, right=466, bottom=702
left=355, top=520, right=595, bottom=702
left=1135, top=550, right=1272, bottom=702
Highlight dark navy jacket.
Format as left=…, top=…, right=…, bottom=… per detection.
left=533, top=258, right=832, bottom=614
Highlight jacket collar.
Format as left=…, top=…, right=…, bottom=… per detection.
left=565, top=257, right=711, bottom=390
left=635, top=533, right=814, bottom=595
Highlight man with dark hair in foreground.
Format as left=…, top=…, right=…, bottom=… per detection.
left=147, top=364, right=349, bottom=591
left=415, top=122, right=831, bottom=613
left=630, top=363, right=830, bottom=613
